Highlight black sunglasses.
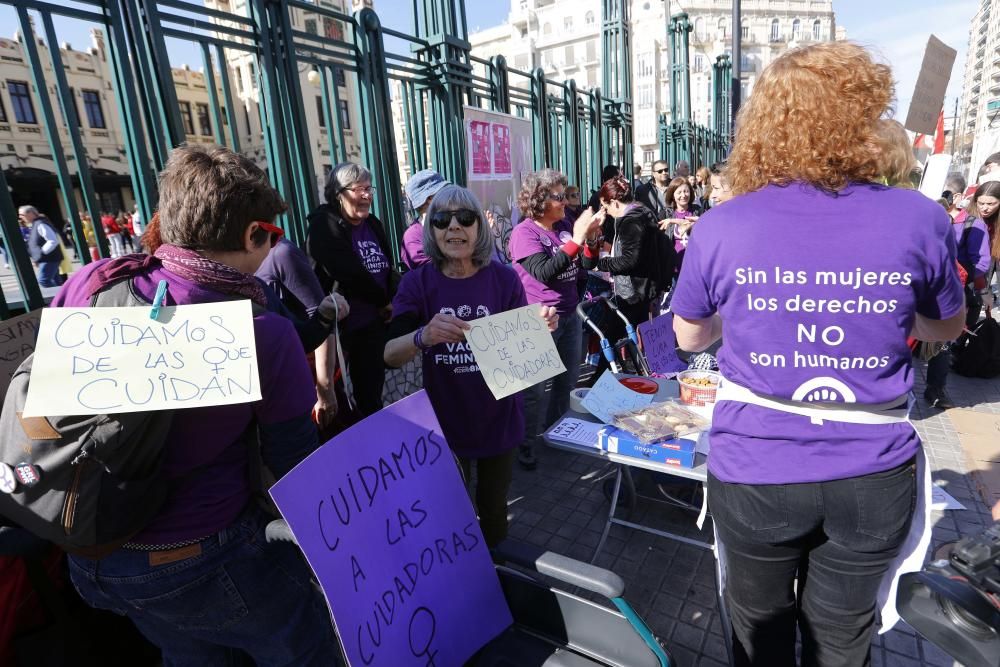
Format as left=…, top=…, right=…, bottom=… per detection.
left=429, top=209, right=480, bottom=230
left=654, top=168, right=670, bottom=174
left=548, top=192, right=566, bottom=202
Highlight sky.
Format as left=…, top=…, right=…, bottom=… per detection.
left=0, top=0, right=979, bottom=120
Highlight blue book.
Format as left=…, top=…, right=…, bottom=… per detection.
left=597, top=426, right=698, bottom=468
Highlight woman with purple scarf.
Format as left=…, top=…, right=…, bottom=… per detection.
left=55, top=145, right=343, bottom=665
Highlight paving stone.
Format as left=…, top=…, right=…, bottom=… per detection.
left=671, top=621, right=707, bottom=652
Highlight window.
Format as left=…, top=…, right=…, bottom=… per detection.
left=305, top=19, right=317, bottom=35
left=812, top=19, right=821, bottom=40
left=741, top=54, right=751, bottom=71
left=244, top=105, right=252, bottom=135
left=196, top=103, right=212, bottom=136
left=638, top=84, right=653, bottom=110
left=236, top=68, right=244, bottom=93
left=335, top=68, right=346, bottom=87
left=544, top=50, right=553, bottom=67
left=585, top=11, right=594, bottom=26
left=82, top=89, right=105, bottom=129
left=792, top=19, right=801, bottom=39
left=179, top=101, right=195, bottom=135
left=8, top=80, right=36, bottom=124
left=586, top=39, right=597, bottom=62
left=316, top=96, right=325, bottom=127
left=63, top=87, right=82, bottom=127
left=323, top=18, right=343, bottom=41
left=770, top=19, right=780, bottom=41
left=338, top=99, right=350, bottom=130
left=543, top=22, right=551, bottom=35
left=741, top=22, right=749, bottom=40
left=564, top=16, right=572, bottom=31
left=637, top=52, right=653, bottom=78
left=694, top=17, right=705, bottom=41
left=0, top=94, right=5, bottom=122
left=643, top=150, right=654, bottom=166
left=565, top=44, right=575, bottom=64
left=717, top=18, right=727, bottom=40
left=248, top=63, right=256, bottom=87
left=693, top=54, right=705, bottom=73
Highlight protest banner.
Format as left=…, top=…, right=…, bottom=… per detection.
left=270, top=391, right=512, bottom=667
left=464, top=304, right=566, bottom=400
left=904, top=35, right=957, bottom=135
left=22, top=301, right=260, bottom=417
left=637, top=313, right=687, bottom=375
left=0, top=309, right=41, bottom=404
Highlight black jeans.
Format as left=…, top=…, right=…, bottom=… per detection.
left=708, top=458, right=917, bottom=667
left=341, top=319, right=385, bottom=417
left=460, top=449, right=516, bottom=548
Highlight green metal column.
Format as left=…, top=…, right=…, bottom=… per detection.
left=669, top=13, right=693, bottom=125
left=200, top=42, right=227, bottom=147
left=713, top=54, right=733, bottom=149
left=0, top=166, right=44, bottom=311
left=562, top=80, right=583, bottom=188
left=16, top=7, right=88, bottom=259
left=489, top=55, right=511, bottom=115
left=354, top=7, right=404, bottom=257
left=601, top=0, right=632, bottom=168
left=414, top=0, right=472, bottom=186
left=531, top=69, right=550, bottom=171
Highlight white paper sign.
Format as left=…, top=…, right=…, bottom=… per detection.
left=23, top=301, right=261, bottom=417
left=581, top=371, right=655, bottom=423
left=547, top=417, right=604, bottom=448
left=464, top=304, right=566, bottom=400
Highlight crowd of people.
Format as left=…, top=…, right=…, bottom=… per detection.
left=3, top=39, right=999, bottom=667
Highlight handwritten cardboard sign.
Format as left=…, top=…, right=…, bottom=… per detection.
left=270, top=391, right=512, bottom=667
left=0, top=309, right=42, bottom=405
left=904, top=35, right=957, bottom=135
left=581, top=370, right=654, bottom=423
left=22, top=301, right=260, bottom=417
left=464, top=304, right=566, bottom=400
left=638, top=313, right=687, bottom=375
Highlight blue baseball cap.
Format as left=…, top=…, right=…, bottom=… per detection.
left=405, top=169, right=449, bottom=211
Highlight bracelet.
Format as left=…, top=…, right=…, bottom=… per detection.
left=413, top=326, right=429, bottom=351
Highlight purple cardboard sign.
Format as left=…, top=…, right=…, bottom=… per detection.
left=269, top=391, right=512, bottom=666
left=638, top=313, right=687, bottom=375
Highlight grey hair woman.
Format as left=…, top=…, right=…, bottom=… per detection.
left=421, top=185, right=495, bottom=269
left=384, top=184, right=557, bottom=547
left=306, top=160, right=398, bottom=416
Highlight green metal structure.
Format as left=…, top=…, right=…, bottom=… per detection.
left=0, top=0, right=634, bottom=316
left=658, top=13, right=729, bottom=171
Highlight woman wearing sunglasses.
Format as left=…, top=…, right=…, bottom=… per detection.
left=509, top=169, right=605, bottom=470
left=384, top=184, right=558, bottom=546
left=307, top=162, right=400, bottom=417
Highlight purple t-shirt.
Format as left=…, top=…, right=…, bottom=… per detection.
left=391, top=261, right=526, bottom=458
left=256, top=238, right=325, bottom=320
left=51, top=260, right=316, bottom=543
left=401, top=220, right=430, bottom=270
left=670, top=183, right=965, bottom=484
left=953, top=217, right=992, bottom=279
left=509, top=218, right=580, bottom=315
left=344, top=220, right=391, bottom=332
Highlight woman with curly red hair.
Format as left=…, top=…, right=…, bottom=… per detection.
left=670, top=42, right=966, bottom=666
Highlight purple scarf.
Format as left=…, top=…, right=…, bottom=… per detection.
left=81, top=244, right=268, bottom=306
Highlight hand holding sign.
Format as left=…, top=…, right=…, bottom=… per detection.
left=464, top=304, right=566, bottom=400
left=22, top=301, right=260, bottom=417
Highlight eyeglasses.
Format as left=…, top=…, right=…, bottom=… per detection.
left=255, top=221, right=285, bottom=248
left=566, top=192, right=580, bottom=199
left=548, top=192, right=566, bottom=202
left=654, top=168, right=670, bottom=174
left=429, top=209, right=480, bottom=230
left=343, top=185, right=376, bottom=197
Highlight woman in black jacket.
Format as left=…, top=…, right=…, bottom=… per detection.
left=582, top=175, right=674, bottom=361
left=306, top=162, right=400, bottom=416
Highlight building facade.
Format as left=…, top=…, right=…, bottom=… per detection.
left=1, top=0, right=365, bottom=233
left=955, top=0, right=1000, bottom=180
left=468, top=0, right=837, bottom=174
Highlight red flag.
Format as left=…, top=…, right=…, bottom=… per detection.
left=932, top=110, right=946, bottom=154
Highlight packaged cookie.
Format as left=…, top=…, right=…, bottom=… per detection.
left=611, top=400, right=710, bottom=444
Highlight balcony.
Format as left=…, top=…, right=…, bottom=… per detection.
left=978, top=33, right=988, bottom=48
left=990, top=80, right=1000, bottom=94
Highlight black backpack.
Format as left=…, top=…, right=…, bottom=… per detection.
left=0, top=280, right=175, bottom=557
left=952, top=317, right=1000, bottom=379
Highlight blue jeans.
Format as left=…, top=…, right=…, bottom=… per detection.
left=69, top=505, right=343, bottom=667
left=925, top=346, right=950, bottom=390
left=37, top=260, right=62, bottom=287
left=524, top=311, right=582, bottom=443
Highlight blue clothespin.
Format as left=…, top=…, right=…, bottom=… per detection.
left=150, top=279, right=168, bottom=320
